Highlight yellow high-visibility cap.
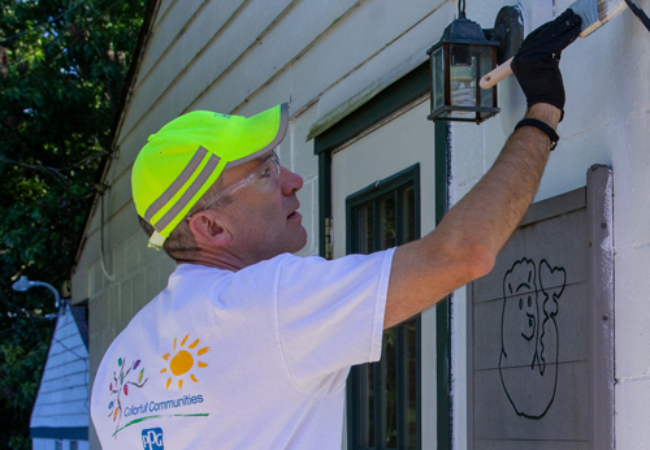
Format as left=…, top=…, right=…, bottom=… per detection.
left=132, top=103, right=288, bottom=250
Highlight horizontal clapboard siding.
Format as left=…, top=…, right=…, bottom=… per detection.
left=109, top=0, right=447, bottom=208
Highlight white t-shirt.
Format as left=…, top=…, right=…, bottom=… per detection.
left=90, top=248, right=395, bottom=449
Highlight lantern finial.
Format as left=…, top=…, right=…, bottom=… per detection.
left=458, top=0, right=466, bottom=19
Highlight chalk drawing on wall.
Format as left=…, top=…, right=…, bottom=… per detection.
left=499, top=258, right=566, bottom=420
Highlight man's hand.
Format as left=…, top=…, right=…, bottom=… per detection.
left=512, top=9, right=582, bottom=115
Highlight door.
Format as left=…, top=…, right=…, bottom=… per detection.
left=330, top=99, right=438, bottom=449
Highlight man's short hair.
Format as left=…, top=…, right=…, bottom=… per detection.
left=137, top=178, right=233, bottom=261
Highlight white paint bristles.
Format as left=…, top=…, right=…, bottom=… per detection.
left=596, top=0, right=628, bottom=26
left=578, top=0, right=629, bottom=37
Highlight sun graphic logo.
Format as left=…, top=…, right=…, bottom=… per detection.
left=160, top=334, right=209, bottom=389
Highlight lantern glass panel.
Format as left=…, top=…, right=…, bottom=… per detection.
left=449, top=44, right=477, bottom=112
left=478, top=46, right=495, bottom=109
left=432, top=47, right=444, bottom=111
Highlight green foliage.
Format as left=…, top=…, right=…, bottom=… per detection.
left=0, top=1, right=146, bottom=448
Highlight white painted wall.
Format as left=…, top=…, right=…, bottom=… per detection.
left=450, top=0, right=650, bottom=448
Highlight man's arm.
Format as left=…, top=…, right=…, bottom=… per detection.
left=384, top=104, right=559, bottom=328
left=383, top=10, right=582, bottom=329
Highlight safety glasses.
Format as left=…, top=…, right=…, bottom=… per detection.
left=189, top=151, right=281, bottom=216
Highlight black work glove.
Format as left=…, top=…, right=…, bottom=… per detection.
left=511, top=9, right=582, bottom=116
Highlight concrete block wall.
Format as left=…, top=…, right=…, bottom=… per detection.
left=449, top=0, right=650, bottom=448
left=85, top=232, right=170, bottom=382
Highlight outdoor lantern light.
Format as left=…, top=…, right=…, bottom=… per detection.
left=427, top=1, right=523, bottom=123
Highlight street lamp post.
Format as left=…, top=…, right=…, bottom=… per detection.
left=12, top=276, right=61, bottom=309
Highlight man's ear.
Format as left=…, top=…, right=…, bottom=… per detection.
left=188, top=210, right=232, bottom=248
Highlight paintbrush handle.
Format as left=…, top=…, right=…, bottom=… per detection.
left=479, top=57, right=514, bottom=89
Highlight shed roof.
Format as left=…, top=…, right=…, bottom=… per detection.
left=30, top=303, right=90, bottom=441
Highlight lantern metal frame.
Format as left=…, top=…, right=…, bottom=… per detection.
left=427, top=19, right=500, bottom=124
left=427, top=4, right=524, bottom=124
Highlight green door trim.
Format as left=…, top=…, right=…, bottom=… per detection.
left=313, top=62, right=453, bottom=450
left=314, top=61, right=430, bottom=260
left=434, top=121, right=452, bottom=450
left=313, top=63, right=431, bottom=157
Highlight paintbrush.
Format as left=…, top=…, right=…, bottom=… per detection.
left=479, top=0, right=628, bottom=89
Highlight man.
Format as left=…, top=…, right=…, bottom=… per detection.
left=90, top=10, right=582, bottom=449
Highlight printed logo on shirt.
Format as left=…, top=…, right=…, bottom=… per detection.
left=160, top=333, right=210, bottom=389
left=107, top=357, right=149, bottom=436
left=142, top=427, right=164, bottom=450
left=105, top=336, right=211, bottom=440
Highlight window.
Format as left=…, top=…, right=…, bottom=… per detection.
left=346, top=165, right=421, bottom=450
left=70, top=441, right=79, bottom=450
left=55, top=441, right=63, bottom=450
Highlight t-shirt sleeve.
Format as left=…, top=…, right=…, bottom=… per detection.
left=275, top=248, right=395, bottom=395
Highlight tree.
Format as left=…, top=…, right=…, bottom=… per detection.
left=0, top=1, right=147, bottom=448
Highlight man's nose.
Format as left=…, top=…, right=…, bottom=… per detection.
left=280, top=166, right=303, bottom=194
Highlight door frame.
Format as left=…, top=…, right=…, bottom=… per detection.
left=312, top=63, right=454, bottom=449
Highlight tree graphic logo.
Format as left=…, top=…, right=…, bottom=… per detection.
left=107, top=357, right=149, bottom=436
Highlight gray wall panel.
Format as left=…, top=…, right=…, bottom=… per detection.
left=473, top=362, right=590, bottom=441
left=467, top=167, right=614, bottom=450
left=473, top=209, right=588, bottom=304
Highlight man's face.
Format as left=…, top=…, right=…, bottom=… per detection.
left=218, top=152, right=307, bottom=261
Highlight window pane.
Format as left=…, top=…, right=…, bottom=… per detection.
left=384, top=328, right=398, bottom=448
left=379, top=195, right=396, bottom=250
left=55, top=441, right=63, bottom=450
left=357, top=204, right=374, bottom=254
left=70, top=442, right=79, bottom=450
left=401, top=186, right=416, bottom=245
left=349, top=169, right=420, bottom=450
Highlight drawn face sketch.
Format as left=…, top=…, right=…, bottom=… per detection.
left=500, top=258, right=539, bottom=370
left=499, top=258, right=566, bottom=420
left=538, top=259, right=565, bottom=374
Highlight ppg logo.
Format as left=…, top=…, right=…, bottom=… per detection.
left=142, top=428, right=164, bottom=450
